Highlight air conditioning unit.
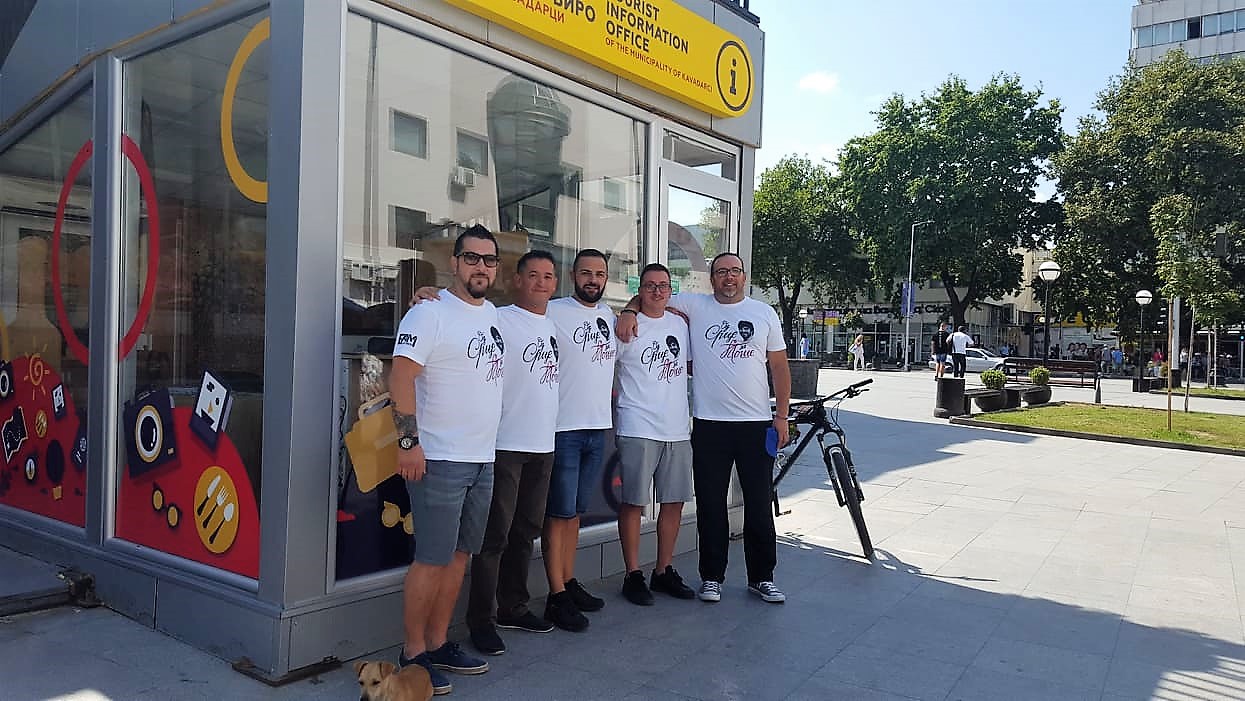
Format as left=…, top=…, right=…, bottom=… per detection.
left=451, top=166, right=477, bottom=188
left=350, top=263, right=373, bottom=281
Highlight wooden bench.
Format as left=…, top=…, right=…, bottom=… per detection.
left=1003, top=357, right=1098, bottom=388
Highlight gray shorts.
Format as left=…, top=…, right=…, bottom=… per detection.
left=615, top=436, right=693, bottom=506
left=406, top=460, right=494, bottom=565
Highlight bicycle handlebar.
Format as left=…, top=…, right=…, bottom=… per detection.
left=787, top=378, right=872, bottom=413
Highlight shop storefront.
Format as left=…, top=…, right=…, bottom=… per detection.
left=0, top=0, right=762, bottom=680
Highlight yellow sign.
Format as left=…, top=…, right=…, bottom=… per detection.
left=445, top=0, right=754, bottom=117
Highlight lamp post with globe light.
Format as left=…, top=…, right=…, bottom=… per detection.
left=1038, top=260, right=1061, bottom=360
left=1136, top=289, right=1153, bottom=386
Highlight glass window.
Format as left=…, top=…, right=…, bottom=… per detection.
left=1189, top=17, right=1202, bottom=39
left=115, top=13, right=268, bottom=579
left=390, top=110, right=427, bottom=158
left=338, top=13, right=646, bottom=579
left=0, top=89, right=92, bottom=528
left=1137, top=25, right=1154, bottom=47
left=1172, top=20, right=1187, bottom=42
left=1203, top=14, right=1217, bottom=37
left=1238, top=10, right=1245, bottom=33
left=1153, top=21, right=1171, bottom=44
left=456, top=131, right=489, bottom=175
left=1220, top=11, right=1235, bottom=34
left=667, top=188, right=729, bottom=294
left=663, top=132, right=737, bottom=180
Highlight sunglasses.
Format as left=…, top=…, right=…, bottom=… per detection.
left=455, top=252, right=501, bottom=268
left=152, top=482, right=181, bottom=528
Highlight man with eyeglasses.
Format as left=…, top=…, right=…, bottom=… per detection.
left=614, top=263, right=695, bottom=606
left=617, top=252, right=791, bottom=605
left=541, top=248, right=617, bottom=630
left=466, top=250, right=560, bottom=656
left=390, top=225, right=503, bottom=694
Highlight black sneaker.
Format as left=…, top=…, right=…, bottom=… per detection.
left=469, top=625, right=506, bottom=656
left=425, top=641, right=489, bottom=674
left=565, top=578, right=605, bottom=612
left=622, top=570, right=654, bottom=606
left=650, top=565, right=696, bottom=600
left=496, top=610, right=554, bottom=633
left=543, top=591, right=589, bottom=632
left=398, top=651, right=452, bottom=695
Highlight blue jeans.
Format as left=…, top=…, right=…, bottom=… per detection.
left=546, top=429, right=606, bottom=519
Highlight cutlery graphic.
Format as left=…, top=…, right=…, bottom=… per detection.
left=209, top=502, right=235, bottom=545
left=202, top=488, right=229, bottom=529
left=196, top=474, right=222, bottom=515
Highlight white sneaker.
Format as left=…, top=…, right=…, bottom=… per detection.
left=748, top=581, right=786, bottom=603
left=697, top=580, right=722, bottom=602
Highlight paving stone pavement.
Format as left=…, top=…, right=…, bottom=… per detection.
left=2, top=370, right=1244, bottom=701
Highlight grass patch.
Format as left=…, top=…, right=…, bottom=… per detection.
left=1156, top=386, right=1245, bottom=400
left=974, top=402, right=1245, bottom=451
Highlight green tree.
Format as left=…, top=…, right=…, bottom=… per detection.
left=752, top=156, right=866, bottom=354
left=837, top=74, right=1064, bottom=327
left=1055, top=51, right=1245, bottom=334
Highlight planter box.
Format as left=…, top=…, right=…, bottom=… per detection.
left=973, top=390, right=1009, bottom=413
left=1024, top=385, right=1052, bottom=404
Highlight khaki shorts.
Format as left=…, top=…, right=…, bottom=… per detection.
left=615, top=436, right=693, bottom=506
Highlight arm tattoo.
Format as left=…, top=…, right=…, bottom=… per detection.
left=392, top=410, right=417, bottom=435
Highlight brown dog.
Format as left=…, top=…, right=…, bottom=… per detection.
left=354, top=660, right=434, bottom=701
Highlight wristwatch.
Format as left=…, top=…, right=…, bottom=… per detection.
left=397, top=434, right=419, bottom=450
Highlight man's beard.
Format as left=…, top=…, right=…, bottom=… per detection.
left=465, top=276, right=491, bottom=299
left=575, top=282, right=603, bottom=304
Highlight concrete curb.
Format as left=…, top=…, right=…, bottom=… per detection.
left=948, top=415, right=1245, bottom=458
left=1148, top=389, right=1245, bottom=402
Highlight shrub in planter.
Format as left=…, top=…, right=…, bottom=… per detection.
left=1028, top=366, right=1050, bottom=386
left=980, top=369, right=1006, bottom=390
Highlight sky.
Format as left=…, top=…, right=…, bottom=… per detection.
left=749, top=0, right=1138, bottom=179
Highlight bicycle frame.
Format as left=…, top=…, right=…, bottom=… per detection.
left=770, top=379, right=869, bottom=517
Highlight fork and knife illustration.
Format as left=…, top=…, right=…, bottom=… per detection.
left=195, top=470, right=237, bottom=548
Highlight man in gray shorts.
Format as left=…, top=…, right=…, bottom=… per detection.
left=390, top=225, right=504, bottom=695
left=614, top=263, right=696, bottom=605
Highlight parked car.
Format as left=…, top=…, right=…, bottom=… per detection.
left=928, top=348, right=1005, bottom=372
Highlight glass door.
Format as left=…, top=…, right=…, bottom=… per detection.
left=658, top=131, right=740, bottom=293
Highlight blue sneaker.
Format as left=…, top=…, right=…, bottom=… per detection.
left=398, top=651, right=452, bottom=695
left=425, top=640, right=489, bottom=675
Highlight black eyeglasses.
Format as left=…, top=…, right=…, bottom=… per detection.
left=456, top=252, right=501, bottom=268
left=641, top=282, right=671, bottom=292
left=712, top=266, right=745, bottom=278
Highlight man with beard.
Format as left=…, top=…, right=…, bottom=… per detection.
left=614, top=263, right=695, bottom=605
left=390, top=225, right=504, bottom=694
left=616, top=252, right=791, bottom=605
left=540, top=248, right=617, bottom=630
left=466, top=250, right=560, bottom=655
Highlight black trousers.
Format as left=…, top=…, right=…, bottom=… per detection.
left=466, top=450, right=554, bottom=630
left=951, top=353, right=967, bottom=378
left=691, top=419, right=776, bottom=584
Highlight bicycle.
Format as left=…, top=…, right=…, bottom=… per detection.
left=771, top=378, right=874, bottom=559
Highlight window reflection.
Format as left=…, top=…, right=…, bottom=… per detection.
left=337, top=14, right=646, bottom=579
left=0, top=89, right=92, bottom=527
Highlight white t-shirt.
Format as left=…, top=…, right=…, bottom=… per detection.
left=672, top=293, right=786, bottom=421
left=616, top=311, right=691, bottom=441
left=950, top=331, right=972, bottom=354
left=393, top=290, right=503, bottom=462
left=546, top=296, right=617, bottom=431
left=495, top=305, right=559, bottom=453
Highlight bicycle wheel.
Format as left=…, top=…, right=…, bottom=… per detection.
left=827, top=445, right=873, bottom=559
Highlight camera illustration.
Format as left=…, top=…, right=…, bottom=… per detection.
left=123, top=387, right=179, bottom=477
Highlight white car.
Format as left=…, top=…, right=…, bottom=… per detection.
left=928, top=348, right=1005, bottom=373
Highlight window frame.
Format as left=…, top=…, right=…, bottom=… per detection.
left=454, top=129, right=489, bottom=176
left=389, top=109, right=428, bottom=159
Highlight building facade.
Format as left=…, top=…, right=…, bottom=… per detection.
left=0, top=0, right=764, bottom=680
left=1132, top=0, right=1245, bottom=65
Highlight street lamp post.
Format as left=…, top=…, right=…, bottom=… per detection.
left=1038, top=260, right=1062, bottom=360
left=903, top=220, right=934, bottom=371
left=1136, top=289, right=1153, bottom=387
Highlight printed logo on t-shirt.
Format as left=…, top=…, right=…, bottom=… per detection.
left=490, top=326, right=505, bottom=353
left=641, top=338, right=685, bottom=383
left=396, top=333, right=417, bottom=348
left=522, top=336, right=559, bottom=387
left=706, top=319, right=760, bottom=363
left=573, top=318, right=617, bottom=364
left=550, top=336, right=559, bottom=360
left=467, top=330, right=504, bottom=383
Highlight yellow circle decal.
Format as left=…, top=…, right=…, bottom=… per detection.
left=221, top=17, right=269, bottom=203
left=715, top=40, right=752, bottom=115
left=194, top=466, right=240, bottom=554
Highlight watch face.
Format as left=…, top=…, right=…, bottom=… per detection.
left=398, top=436, right=415, bottom=450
